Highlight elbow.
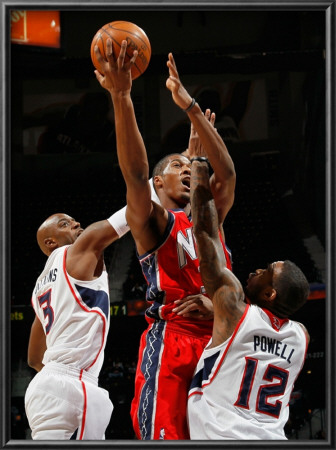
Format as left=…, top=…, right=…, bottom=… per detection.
left=225, top=166, right=237, bottom=188
left=226, top=167, right=236, bottom=187
left=27, top=356, right=36, bottom=369
left=27, top=356, right=43, bottom=372
left=29, top=362, right=43, bottom=372
left=121, top=159, right=149, bottom=184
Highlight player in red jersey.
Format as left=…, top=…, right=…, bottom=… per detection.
left=94, top=40, right=236, bottom=440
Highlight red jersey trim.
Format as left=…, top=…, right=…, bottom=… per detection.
left=218, top=232, right=232, bottom=271
left=262, top=308, right=289, bottom=331
left=78, top=369, right=87, bottom=440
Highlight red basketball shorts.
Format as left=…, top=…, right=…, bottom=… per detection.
left=130, top=320, right=211, bottom=440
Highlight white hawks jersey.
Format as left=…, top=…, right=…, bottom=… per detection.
left=31, top=245, right=110, bottom=378
left=187, top=304, right=308, bottom=440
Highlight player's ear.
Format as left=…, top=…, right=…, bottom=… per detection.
left=44, top=237, right=58, bottom=252
left=153, top=175, right=163, bottom=190
left=261, top=286, right=277, bottom=302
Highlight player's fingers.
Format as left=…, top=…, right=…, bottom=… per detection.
left=94, top=70, right=104, bottom=83
left=166, top=78, right=173, bottom=90
left=130, top=50, right=138, bottom=65
left=167, top=59, right=179, bottom=78
left=172, top=300, right=196, bottom=313
left=166, top=76, right=179, bottom=93
left=94, top=44, right=106, bottom=65
left=176, top=307, right=199, bottom=316
left=174, top=299, right=191, bottom=310
left=168, top=52, right=177, bottom=70
left=118, top=40, right=127, bottom=68
left=190, top=122, right=197, bottom=136
left=178, top=295, right=198, bottom=302
left=106, top=38, right=114, bottom=62
left=174, top=295, right=203, bottom=305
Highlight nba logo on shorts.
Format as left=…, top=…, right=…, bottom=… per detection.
left=159, top=428, right=165, bottom=439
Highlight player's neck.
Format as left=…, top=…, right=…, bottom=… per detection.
left=160, top=195, right=189, bottom=211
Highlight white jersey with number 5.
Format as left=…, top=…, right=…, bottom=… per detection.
left=31, top=245, right=110, bottom=378
left=187, top=304, right=308, bottom=440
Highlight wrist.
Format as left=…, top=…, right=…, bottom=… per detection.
left=190, top=156, right=210, bottom=166
left=183, top=98, right=196, bottom=113
left=111, top=90, right=131, bottom=102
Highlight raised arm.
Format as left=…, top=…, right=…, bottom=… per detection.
left=166, top=53, right=236, bottom=224
left=94, top=39, right=159, bottom=250
left=190, top=158, right=244, bottom=344
left=66, top=219, right=120, bottom=280
left=190, top=160, right=229, bottom=298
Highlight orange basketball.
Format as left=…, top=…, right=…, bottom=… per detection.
left=90, top=21, right=151, bottom=80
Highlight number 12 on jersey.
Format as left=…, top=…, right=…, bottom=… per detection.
left=234, top=356, right=289, bottom=418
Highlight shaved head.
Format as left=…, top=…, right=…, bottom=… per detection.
left=37, top=213, right=82, bottom=256
left=37, top=213, right=65, bottom=256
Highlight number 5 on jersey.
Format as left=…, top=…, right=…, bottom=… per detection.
left=38, top=289, right=54, bottom=334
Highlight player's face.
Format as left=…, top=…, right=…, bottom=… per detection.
left=245, top=261, right=284, bottom=303
left=48, top=213, right=84, bottom=246
left=161, top=155, right=191, bottom=206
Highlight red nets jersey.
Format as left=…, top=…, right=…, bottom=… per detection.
left=139, top=209, right=232, bottom=333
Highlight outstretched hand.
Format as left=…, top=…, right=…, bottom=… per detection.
left=172, top=294, right=214, bottom=320
left=94, top=39, right=138, bottom=95
left=166, top=53, right=194, bottom=111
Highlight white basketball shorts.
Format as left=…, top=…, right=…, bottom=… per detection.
left=24, top=361, right=113, bottom=440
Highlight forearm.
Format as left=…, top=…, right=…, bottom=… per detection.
left=191, top=161, right=218, bottom=239
left=187, top=102, right=235, bottom=183
left=27, top=317, right=46, bottom=372
left=111, top=92, right=150, bottom=187
left=191, top=161, right=227, bottom=298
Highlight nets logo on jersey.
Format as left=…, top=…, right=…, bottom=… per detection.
left=176, top=227, right=197, bottom=268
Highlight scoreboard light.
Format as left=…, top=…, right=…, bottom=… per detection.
left=11, top=10, right=61, bottom=49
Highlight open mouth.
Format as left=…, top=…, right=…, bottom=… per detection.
left=182, top=178, right=190, bottom=189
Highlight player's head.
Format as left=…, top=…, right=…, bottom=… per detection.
left=37, top=213, right=84, bottom=256
left=245, top=260, right=309, bottom=318
left=152, top=153, right=191, bottom=208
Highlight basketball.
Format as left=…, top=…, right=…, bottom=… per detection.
left=90, top=21, right=151, bottom=80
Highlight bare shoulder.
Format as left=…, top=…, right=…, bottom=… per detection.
left=129, top=201, right=169, bottom=254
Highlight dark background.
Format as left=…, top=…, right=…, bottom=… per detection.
left=9, top=7, right=327, bottom=441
